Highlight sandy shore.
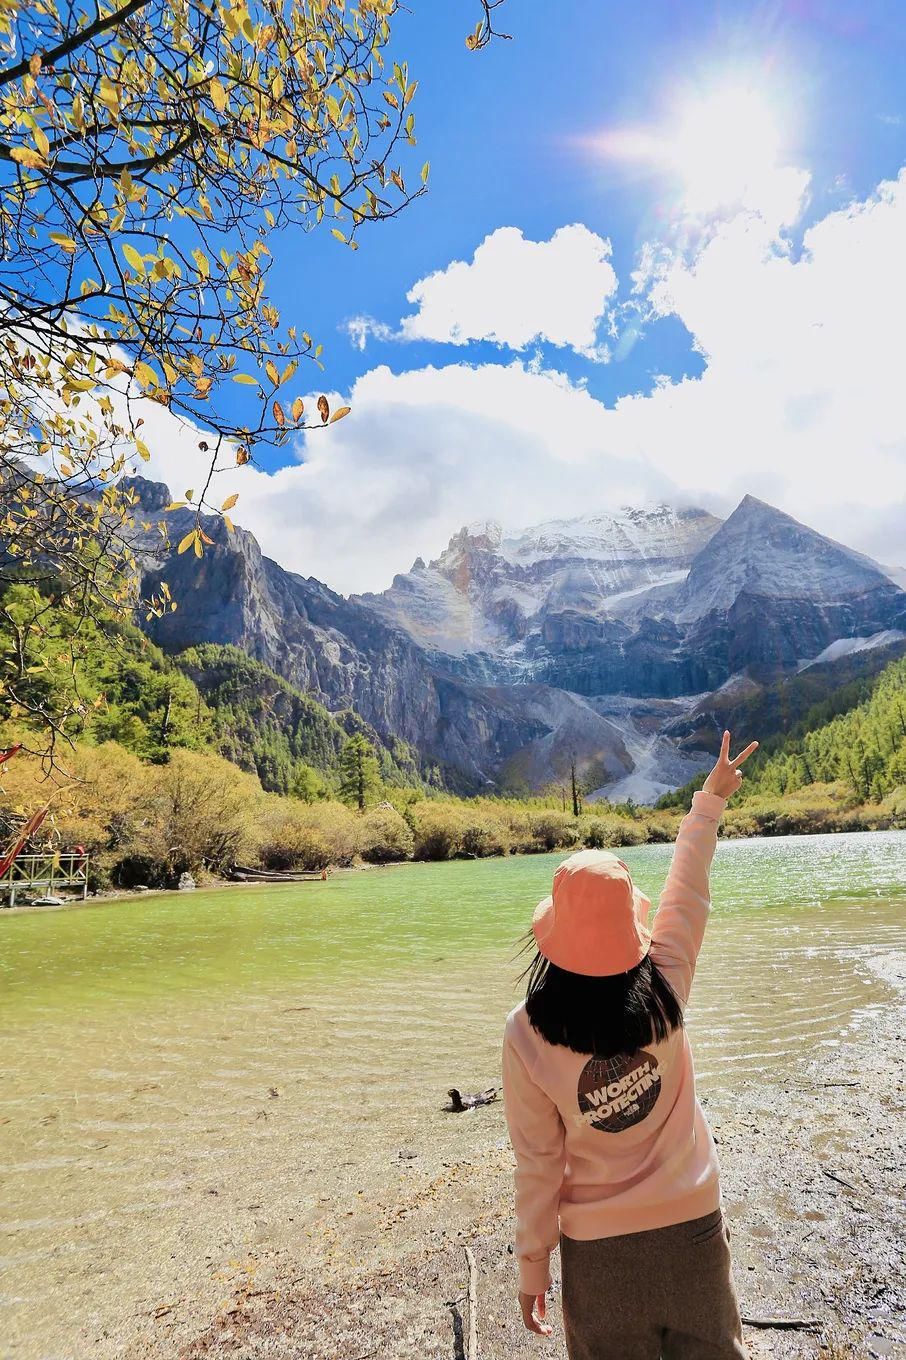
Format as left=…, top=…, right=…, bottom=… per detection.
left=109, top=949, right=906, bottom=1360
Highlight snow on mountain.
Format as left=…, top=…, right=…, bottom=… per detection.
left=355, top=503, right=721, bottom=658
left=677, top=495, right=893, bottom=623
left=797, top=629, right=906, bottom=672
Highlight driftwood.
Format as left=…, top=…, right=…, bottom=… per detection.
left=464, top=1245, right=479, bottom=1360
left=229, top=865, right=324, bottom=883
left=742, top=1314, right=821, bottom=1331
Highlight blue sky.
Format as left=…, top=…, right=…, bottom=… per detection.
left=143, top=0, right=906, bottom=591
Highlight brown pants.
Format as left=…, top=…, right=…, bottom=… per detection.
left=560, top=1209, right=747, bottom=1360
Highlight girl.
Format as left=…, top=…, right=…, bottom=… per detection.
left=502, top=730, right=758, bottom=1360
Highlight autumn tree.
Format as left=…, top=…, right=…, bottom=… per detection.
left=0, top=0, right=425, bottom=755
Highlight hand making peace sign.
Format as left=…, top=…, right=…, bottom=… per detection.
left=702, top=730, right=759, bottom=800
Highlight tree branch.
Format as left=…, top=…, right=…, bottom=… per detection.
left=0, top=0, right=150, bottom=90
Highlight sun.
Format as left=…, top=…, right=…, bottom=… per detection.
left=666, top=87, right=782, bottom=213
left=589, top=80, right=788, bottom=218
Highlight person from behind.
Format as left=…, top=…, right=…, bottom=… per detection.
left=502, top=730, right=758, bottom=1359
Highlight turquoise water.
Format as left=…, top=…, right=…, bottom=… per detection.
left=0, top=830, right=904, bottom=1357
left=2, top=830, right=903, bottom=1009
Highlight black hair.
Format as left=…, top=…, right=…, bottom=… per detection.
left=519, top=940, right=684, bottom=1058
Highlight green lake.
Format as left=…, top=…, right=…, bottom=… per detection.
left=1, top=830, right=904, bottom=1358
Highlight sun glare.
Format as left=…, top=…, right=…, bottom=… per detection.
left=591, top=81, right=788, bottom=218
left=667, top=87, right=781, bottom=213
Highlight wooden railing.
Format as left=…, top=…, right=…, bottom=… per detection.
left=0, top=853, right=89, bottom=907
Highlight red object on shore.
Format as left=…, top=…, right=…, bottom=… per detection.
left=0, top=744, right=22, bottom=767
left=0, top=805, right=50, bottom=880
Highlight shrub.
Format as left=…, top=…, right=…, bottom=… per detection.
left=410, top=802, right=464, bottom=860
left=256, top=799, right=361, bottom=869
left=359, top=805, right=415, bottom=863
left=529, top=811, right=580, bottom=852
left=110, top=853, right=172, bottom=890
left=458, top=804, right=511, bottom=857
left=143, top=749, right=260, bottom=879
left=578, top=816, right=611, bottom=849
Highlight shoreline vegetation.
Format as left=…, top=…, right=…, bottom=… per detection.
left=1, top=735, right=904, bottom=903
left=2, top=586, right=904, bottom=898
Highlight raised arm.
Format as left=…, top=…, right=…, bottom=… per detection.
left=652, top=731, right=758, bottom=1004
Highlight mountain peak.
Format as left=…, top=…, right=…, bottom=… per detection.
left=679, top=493, right=893, bottom=623
left=454, top=520, right=503, bottom=549
left=734, top=492, right=774, bottom=513
left=120, top=474, right=173, bottom=514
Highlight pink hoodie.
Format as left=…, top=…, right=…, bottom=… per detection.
left=502, top=790, right=728, bottom=1295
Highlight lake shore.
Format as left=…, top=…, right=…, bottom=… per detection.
left=118, top=949, right=906, bottom=1360
left=3, top=820, right=903, bottom=917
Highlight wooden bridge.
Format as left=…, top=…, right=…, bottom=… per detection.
left=0, top=853, right=89, bottom=907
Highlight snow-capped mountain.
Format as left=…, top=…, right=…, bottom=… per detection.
left=126, top=480, right=906, bottom=803
left=356, top=496, right=905, bottom=698
left=355, top=504, right=721, bottom=666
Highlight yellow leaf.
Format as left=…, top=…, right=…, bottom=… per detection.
left=99, top=76, right=119, bottom=112
left=329, top=405, right=351, bottom=424
left=265, top=359, right=279, bottom=385
left=59, top=462, right=73, bottom=478
left=236, top=447, right=250, bottom=465
left=221, top=494, right=238, bottom=510
left=33, top=127, right=50, bottom=158
left=223, top=515, right=235, bottom=533
left=233, top=373, right=258, bottom=385
left=421, top=160, right=430, bottom=184
left=331, top=228, right=346, bottom=244
left=122, top=243, right=144, bottom=273
left=50, top=232, right=77, bottom=253
left=193, top=534, right=203, bottom=558
left=10, top=146, right=45, bottom=169
left=317, top=394, right=330, bottom=423
left=135, top=439, right=151, bottom=461
left=165, top=502, right=187, bottom=511
left=272, top=400, right=285, bottom=427
left=29, top=53, right=41, bottom=77
left=291, top=396, right=305, bottom=421
left=133, top=360, right=157, bottom=390
left=209, top=79, right=227, bottom=112
left=177, top=530, right=196, bottom=554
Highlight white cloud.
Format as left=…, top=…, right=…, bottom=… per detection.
left=343, top=315, right=396, bottom=352
left=136, top=361, right=672, bottom=594
left=397, top=224, right=617, bottom=359
left=138, top=169, right=906, bottom=594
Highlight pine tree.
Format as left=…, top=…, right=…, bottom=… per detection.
left=338, top=736, right=381, bottom=811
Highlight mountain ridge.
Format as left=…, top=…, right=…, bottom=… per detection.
left=121, top=477, right=906, bottom=801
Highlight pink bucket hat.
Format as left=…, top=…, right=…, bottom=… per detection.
left=532, top=849, right=652, bottom=977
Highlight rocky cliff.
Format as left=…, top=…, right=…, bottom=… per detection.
left=123, top=479, right=906, bottom=801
